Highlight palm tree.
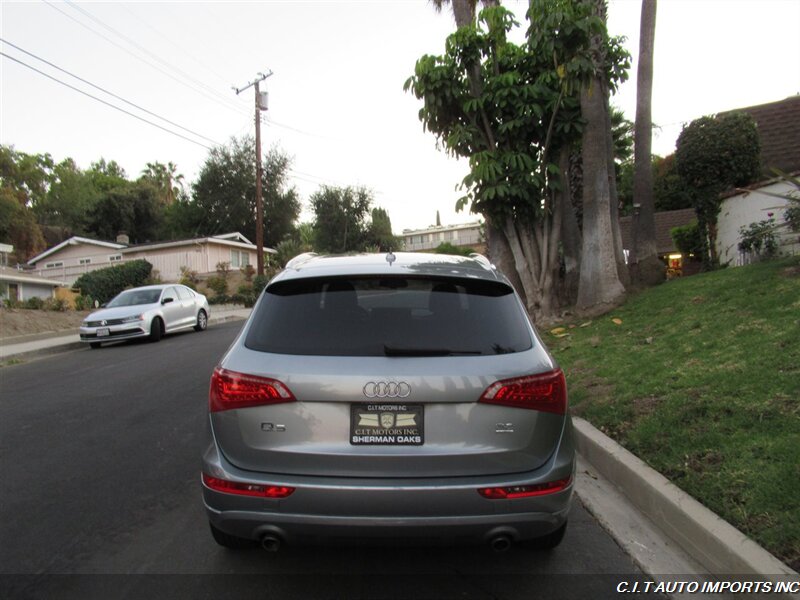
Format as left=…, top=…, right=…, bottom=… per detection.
left=630, top=0, right=662, bottom=285
left=141, top=161, right=184, bottom=206
left=576, top=0, right=626, bottom=310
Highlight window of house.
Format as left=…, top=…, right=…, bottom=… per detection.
left=230, top=250, right=250, bottom=268
left=45, top=261, right=64, bottom=269
left=109, top=254, right=123, bottom=262
left=79, top=258, right=92, bottom=265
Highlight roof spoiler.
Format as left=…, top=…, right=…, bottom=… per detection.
left=285, top=252, right=318, bottom=270
left=469, top=253, right=496, bottom=272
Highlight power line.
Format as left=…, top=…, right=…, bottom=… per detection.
left=0, top=38, right=221, bottom=147
left=117, top=3, right=235, bottom=90
left=1, top=52, right=214, bottom=151
left=41, top=0, right=250, bottom=118
left=62, top=0, right=243, bottom=113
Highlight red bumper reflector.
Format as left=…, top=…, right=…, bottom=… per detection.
left=478, top=476, right=572, bottom=499
left=202, top=473, right=295, bottom=498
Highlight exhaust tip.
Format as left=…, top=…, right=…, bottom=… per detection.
left=260, top=534, right=282, bottom=552
left=490, top=535, right=512, bottom=553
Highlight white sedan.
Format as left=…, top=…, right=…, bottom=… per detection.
left=80, top=284, right=210, bottom=349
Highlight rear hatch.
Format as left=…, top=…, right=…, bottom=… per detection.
left=210, top=275, right=565, bottom=479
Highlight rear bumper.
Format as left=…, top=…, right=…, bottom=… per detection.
left=202, top=417, right=576, bottom=546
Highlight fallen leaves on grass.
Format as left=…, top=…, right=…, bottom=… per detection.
left=611, top=318, right=623, bottom=325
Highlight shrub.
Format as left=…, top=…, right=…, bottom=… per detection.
left=433, top=241, right=473, bottom=257
left=671, top=220, right=703, bottom=259
left=74, top=294, right=94, bottom=311
left=43, top=297, right=68, bottom=312
left=24, top=297, right=44, bottom=310
left=208, top=293, right=230, bottom=305
left=241, top=264, right=255, bottom=282
left=74, top=260, right=153, bottom=304
left=738, top=218, right=778, bottom=260
left=206, top=275, right=228, bottom=298
left=253, top=274, right=269, bottom=296
left=234, top=283, right=257, bottom=308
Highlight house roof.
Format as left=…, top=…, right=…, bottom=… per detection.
left=619, top=208, right=696, bottom=255
left=27, top=236, right=127, bottom=266
left=401, top=221, right=483, bottom=236
left=0, top=266, right=66, bottom=287
left=28, top=233, right=276, bottom=267
left=718, top=95, right=800, bottom=176
left=123, top=234, right=276, bottom=254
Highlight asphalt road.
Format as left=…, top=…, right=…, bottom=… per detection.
left=0, top=321, right=657, bottom=600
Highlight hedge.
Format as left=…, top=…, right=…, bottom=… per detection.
left=73, top=260, right=153, bottom=304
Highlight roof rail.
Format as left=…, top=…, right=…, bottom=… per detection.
left=469, top=252, right=496, bottom=271
left=284, top=252, right=318, bottom=270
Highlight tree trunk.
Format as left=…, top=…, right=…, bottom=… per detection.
left=558, top=148, right=582, bottom=306
left=630, top=0, right=664, bottom=286
left=576, top=79, right=626, bottom=312
left=451, top=0, right=476, bottom=28
left=603, top=87, right=630, bottom=289
left=486, top=218, right=527, bottom=306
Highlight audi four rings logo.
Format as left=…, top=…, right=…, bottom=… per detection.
left=363, top=381, right=411, bottom=398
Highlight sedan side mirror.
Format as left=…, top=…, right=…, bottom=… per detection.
left=162, top=297, right=174, bottom=305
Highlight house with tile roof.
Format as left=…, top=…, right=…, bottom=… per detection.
left=619, top=208, right=700, bottom=277
left=719, top=95, right=800, bottom=177
left=715, top=96, right=800, bottom=265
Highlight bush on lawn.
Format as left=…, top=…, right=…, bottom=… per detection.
left=74, top=260, right=153, bottom=305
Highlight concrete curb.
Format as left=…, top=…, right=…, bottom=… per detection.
left=573, top=417, right=797, bottom=579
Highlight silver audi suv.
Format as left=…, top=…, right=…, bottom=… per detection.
left=202, top=252, right=574, bottom=552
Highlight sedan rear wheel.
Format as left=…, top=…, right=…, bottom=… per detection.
left=149, top=317, right=164, bottom=343
left=194, top=309, right=208, bottom=332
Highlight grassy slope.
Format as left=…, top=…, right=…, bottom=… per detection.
left=549, top=257, right=800, bottom=570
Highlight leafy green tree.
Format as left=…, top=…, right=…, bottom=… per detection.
left=365, top=207, right=402, bottom=251
left=35, top=158, right=101, bottom=235
left=87, top=181, right=162, bottom=243
left=192, top=137, right=300, bottom=245
left=675, top=112, right=761, bottom=267
left=0, top=145, right=54, bottom=208
left=86, top=159, right=128, bottom=193
left=0, top=187, right=46, bottom=262
left=310, top=186, right=373, bottom=253
left=407, top=2, right=628, bottom=319
left=140, top=161, right=185, bottom=206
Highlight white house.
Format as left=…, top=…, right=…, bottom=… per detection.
left=716, top=177, right=799, bottom=266
left=0, top=266, right=66, bottom=302
left=400, top=221, right=484, bottom=253
left=27, top=233, right=276, bottom=285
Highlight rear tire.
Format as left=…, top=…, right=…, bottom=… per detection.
left=194, top=309, right=208, bottom=332
left=89, top=342, right=102, bottom=349
left=520, top=521, right=567, bottom=551
left=149, top=318, right=163, bottom=342
left=209, top=522, right=257, bottom=550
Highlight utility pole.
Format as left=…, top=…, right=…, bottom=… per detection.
left=234, top=70, right=273, bottom=276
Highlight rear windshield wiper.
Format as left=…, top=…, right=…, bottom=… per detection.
left=383, top=345, right=482, bottom=357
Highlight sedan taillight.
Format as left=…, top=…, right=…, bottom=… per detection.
left=479, top=368, right=566, bottom=415
left=209, top=367, right=295, bottom=412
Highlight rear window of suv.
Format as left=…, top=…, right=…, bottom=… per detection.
left=244, top=276, right=533, bottom=356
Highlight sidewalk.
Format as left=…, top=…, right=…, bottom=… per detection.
left=0, top=305, right=251, bottom=361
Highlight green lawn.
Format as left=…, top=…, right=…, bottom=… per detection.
left=549, top=257, right=800, bottom=571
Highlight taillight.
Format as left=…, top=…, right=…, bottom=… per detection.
left=202, top=473, right=294, bottom=498
left=479, top=368, right=566, bottom=414
left=478, top=476, right=572, bottom=499
left=209, top=367, right=295, bottom=412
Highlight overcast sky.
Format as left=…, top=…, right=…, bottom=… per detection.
left=2, top=0, right=799, bottom=235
